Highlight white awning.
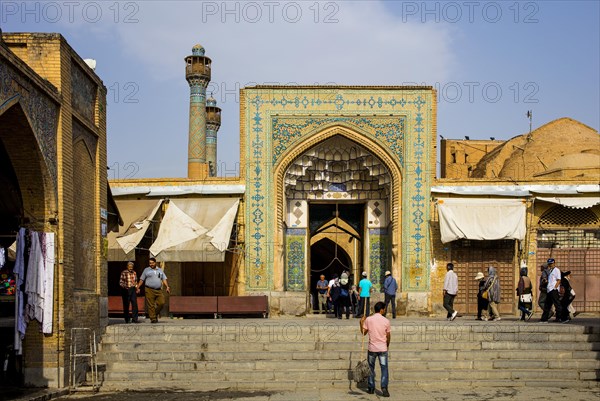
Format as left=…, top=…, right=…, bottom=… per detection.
left=536, top=197, right=600, bottom=209
left=107, top=199, right=163, bottom=261
left=437, top=198, right=527, bottom=244
left=150, top=198, right=240, bottom=262
left=110, top=184, right=246, bottom=197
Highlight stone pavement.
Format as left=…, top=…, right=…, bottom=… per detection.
left=55, top=386, right=600, bottom=401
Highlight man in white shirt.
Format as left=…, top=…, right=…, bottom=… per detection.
left=541, top=258, right=563, bottom=322
left=443, top=263, right=458, bottom=321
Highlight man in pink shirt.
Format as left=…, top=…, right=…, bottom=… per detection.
left=360, top=301, right=391, bottom=397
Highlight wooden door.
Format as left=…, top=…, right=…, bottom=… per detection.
left=451, top=240, right=516, bottom=315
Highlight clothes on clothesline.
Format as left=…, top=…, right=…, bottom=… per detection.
left=14, top=228, right=55, bottom=354
left=0, top=247, right=5, bottom=268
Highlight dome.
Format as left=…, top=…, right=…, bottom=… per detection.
left=206, top=96, right=217, bottom=107
left=192, top=44, right=205, bottom=56
left=547, top=153, right=600, bottom=171
left=471, top=118, right=599, bottom=180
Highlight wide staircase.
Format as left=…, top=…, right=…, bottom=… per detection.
left=96, top=318, right=600, bottom=391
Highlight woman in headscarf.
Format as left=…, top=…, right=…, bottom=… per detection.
left=474, top=272, right=488, bottom=321
left=484, top=266, right=501, bottom=321
left=560, top=271, right=575, bottom=323
left=516, top=267, right=533, bottom=321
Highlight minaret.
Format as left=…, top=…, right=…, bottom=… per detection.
left=185, top=44, right=211, bottom=179
left=205, top=95, right=221, bottom=177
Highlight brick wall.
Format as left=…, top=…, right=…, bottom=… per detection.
left=1, top=33, right=107, bottom=387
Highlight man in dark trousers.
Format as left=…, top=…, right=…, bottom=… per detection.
left=382, top=270, right=397, bottom=319
left=443, top=263, right=458, bottom=321
left=119, top=261, right=139, bottom=323
left=541, top=258, right=563, bottom=322
left=136, top=258, right=170, bottom=323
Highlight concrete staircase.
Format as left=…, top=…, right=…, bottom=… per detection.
left=96, top=318, right=600, bottom=391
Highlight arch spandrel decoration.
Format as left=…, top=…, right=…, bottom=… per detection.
left=242, top=88, right=435, bottom=291
left=0, top=57, right=59, bottom=191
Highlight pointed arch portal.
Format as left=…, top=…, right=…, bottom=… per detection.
left=281, top=134, right=393, bottom=294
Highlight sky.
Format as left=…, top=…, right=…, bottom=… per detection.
left=1, top=0, right=598, bottom=179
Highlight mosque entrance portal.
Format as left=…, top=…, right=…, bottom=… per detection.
left=283, top=134, right=393, bottom=305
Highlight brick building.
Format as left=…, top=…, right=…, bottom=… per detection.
left=0, top=33, right=109, bottom=387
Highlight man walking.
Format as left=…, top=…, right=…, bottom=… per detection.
left=316, top=274, right=328, bottom=314
left=541, top=258, right=563, bottom=322
left=357, top=272, right=372, bottom=318
left=136, top=258, right=170, bottom=323
left=360, top=301, right=391, bottom=397
left=119, top=261, right=139, bottom=323
left=383, top=270, right=397, bottom=319
left=443, top=263, right=458, bottom=321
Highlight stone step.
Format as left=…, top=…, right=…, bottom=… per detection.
left=100, top=366, right=596, bottom=382
left=98, top=340, right=600, bottom=353
left=98, top=378, right=600, bottom=392
left=96, top=349, right=600, bottom=363
left=99, top=358, right=600, bottom=373
left=103, top=322, right=600, bottom=336
left=97, top=320, right=600, bottom=391
left=100, top=331, right=600, bottom=345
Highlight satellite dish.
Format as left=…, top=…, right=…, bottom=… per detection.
left=84, top=59, right=97, bottom=70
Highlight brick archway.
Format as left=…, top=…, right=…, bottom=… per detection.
left=0, top=101, right=57, bottom=229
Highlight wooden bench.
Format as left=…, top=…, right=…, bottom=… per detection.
left=217, top=295, right=268, bottom=318
left=169, top=296, right=218, bottom=318
left=108, top=296, right=146, bottom=316
left=108, top=295, right=269, bottom=319
left=168, top=296, right=268, bottom=318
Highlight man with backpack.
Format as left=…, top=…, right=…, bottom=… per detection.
left=338, top=272, right=351, bottom=319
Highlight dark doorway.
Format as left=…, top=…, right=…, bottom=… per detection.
left=310, top=238, right=352, bottom=312
left=308, top=203, right=363, bottom=312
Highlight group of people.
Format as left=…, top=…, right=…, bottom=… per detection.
left=315, top=270, right=398, bottom=320
left=539, top=258, right=576, bottom=323
left=118, top=257, right=170, bottom=324
left=443, top=258, right=576, bottom=323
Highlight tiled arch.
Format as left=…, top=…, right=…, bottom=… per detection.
left=273, top=125, right=403, bottom=291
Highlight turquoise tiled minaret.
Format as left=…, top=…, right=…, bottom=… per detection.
left=185, top=44, right=211, bottom=178
left=205, top=95, right=221, bottom=176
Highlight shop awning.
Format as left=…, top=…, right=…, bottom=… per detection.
left=536, top=196, right=600, bottom=209
left=107, top=199, right=163, bottom=261
left=437, top=198, right=527, bottom=244
left=150, top=198, right=240, bottom=262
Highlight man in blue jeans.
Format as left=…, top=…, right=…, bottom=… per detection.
left=360, top=301, right=391, bottom=397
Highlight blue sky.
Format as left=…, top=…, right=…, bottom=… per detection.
left=1, top=1, right=598, bottom=178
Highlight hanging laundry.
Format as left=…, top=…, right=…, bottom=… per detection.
left=14, top=227, right=26, bottom=353
left=25, top=231, right=45, bottom=324
left=42, top=233, right=55, bottom=334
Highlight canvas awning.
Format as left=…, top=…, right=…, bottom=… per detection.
left=107, top=199, right=163, bottom=261
left=150, top=198, right=240, bottom=262
left=536, top=196, right=600, bottom=209
left=437, top=198, right=527, bottom=244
